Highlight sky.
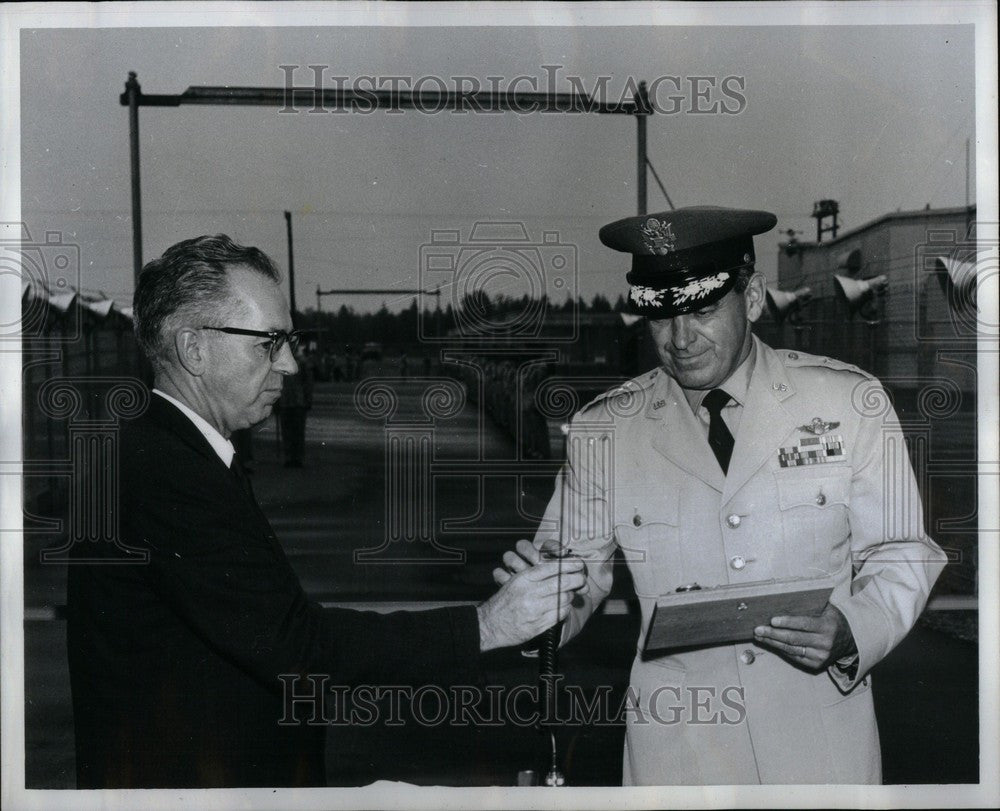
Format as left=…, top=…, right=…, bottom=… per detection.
left=8, top=8, right=985, bottom=317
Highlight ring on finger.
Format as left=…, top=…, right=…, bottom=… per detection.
left=799, top=645, right=807, bottom=657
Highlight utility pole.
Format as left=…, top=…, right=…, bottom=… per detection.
left=965, top=138, right=971, bottom=208
left=284, top=210, right=297, bottom=322
left=965, top=138, right=975, bottom=238
left=124, top=72, right=143, bottom=284
left=636, top=81, right=650, bottom=215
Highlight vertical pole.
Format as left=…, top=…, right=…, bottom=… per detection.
left=636, top=81, right=649, bottom=215
left=284, top=210, right=297, bottom=322
left=868, top=322, right=877, bottom=377
left=965, top=137, right=971, bottom=208
left=434, top=289, right=441, bottom=339
left=314, top=285, right=321, bottom=357
left=125, top=72, right=143, bottom=285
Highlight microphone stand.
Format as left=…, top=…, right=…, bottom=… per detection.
left=536, top=428, right=573, bottom=787
left=538, top=616, right=565, bottom=787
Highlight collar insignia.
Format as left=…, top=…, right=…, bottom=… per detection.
left=799, top=417, right=840, bottom=436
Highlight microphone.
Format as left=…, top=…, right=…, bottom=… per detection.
left=538, top=599, right=563, bottom=726
left=537, top=539, right=571, bottom=787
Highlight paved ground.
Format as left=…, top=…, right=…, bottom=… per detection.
left=23, top=380, right=979, bottom=787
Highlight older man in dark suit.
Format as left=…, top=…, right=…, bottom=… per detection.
left=67, top=235, right=584, bottom=789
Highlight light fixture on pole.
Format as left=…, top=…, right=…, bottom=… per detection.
left=765, top=286, right=813, bottom=324
left=834, top=274, right=888, bottom=322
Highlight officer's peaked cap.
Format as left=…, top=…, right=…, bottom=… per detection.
left=600, top=206, right=777, bottom=317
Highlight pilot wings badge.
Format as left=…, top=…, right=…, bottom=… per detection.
left=799, top=417, right=840, bottom=436
left=639, top=218, right=677, bottom=255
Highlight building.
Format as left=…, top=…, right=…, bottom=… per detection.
left=762, top=204, right=980, bottom=594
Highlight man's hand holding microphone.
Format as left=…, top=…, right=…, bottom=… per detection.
left=476, top=539, right=587, bottom=651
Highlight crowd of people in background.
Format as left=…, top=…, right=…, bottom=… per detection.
left=236, top=344, right=452, bottom=470
left=310, top=345, right=436, bottom=382
left=269, top=346, right=555, bottom=466
left=456, top=356, right=553, bottom=460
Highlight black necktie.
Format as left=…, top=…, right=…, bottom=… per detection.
left=229, top=452, right=254, bottom=499
left=229, top=450, right=283, bottom=561
left=702, top=388, right=735, bottom=475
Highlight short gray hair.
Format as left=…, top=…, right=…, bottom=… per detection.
left=733, top=265, right=757, bottom=293
left=133, top=234, right=281, bottom=369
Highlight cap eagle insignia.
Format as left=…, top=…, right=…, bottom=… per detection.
left=640, top=218, right=677, bottom=255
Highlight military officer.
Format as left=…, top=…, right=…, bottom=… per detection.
left=495, top=206, right=947, bottom=785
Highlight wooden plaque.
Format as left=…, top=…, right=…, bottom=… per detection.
left=644, top=576, right=835, bottom=656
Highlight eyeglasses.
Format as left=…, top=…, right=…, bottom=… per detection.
left=200, top=326, right=304, bottom=362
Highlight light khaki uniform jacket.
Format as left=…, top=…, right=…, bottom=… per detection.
left=534, top=336, right=947, bottom=785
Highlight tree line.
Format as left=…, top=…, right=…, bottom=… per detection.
left=296, top=292, right=628, bottom=349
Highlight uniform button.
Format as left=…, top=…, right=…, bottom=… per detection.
left=816, top=492, right=827, bottom=506
left=726, top=514, right=742, bottom=528
left=730, top=555, right=746, bottom=570
left=740, top=650, right=756, bottom=665
left=788, top=352, right=799, bottom=360
left=633, top=514, right=642, bottom=527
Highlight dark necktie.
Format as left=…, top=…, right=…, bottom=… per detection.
left=229, top=452, right=254, bottom=499
left=702, top=388, right=735, bottom=475
left=229, top=451, right=283, bottom=561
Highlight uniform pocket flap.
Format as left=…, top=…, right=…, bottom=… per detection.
left=633, top=655, right=687, bottom=684
left=611, top=484, right=680, bottom=530
left=776, top=473, right=850, bottom=510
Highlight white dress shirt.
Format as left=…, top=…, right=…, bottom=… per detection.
left=153, top=389, right=235, bottom=467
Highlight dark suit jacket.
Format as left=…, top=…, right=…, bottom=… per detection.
left=67, top=394, right=481, bottom=788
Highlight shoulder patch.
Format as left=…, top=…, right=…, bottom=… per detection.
left=777, top=349, right=874, bottom=380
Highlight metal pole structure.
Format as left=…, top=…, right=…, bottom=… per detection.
left=645, top=157, right=675, bottom=211
left=125, top=72, right=144, bottom=284
left=284, top=210, right=297, bottom=321
left=636, top=81, right=649, bottom=215
left=965, top=137, right=971, bottom=208
left=120, top=75, right=644, bottom=289
left=314, top=283, right=322, bottom=356
left=317, top=288, right=442, bottom=296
